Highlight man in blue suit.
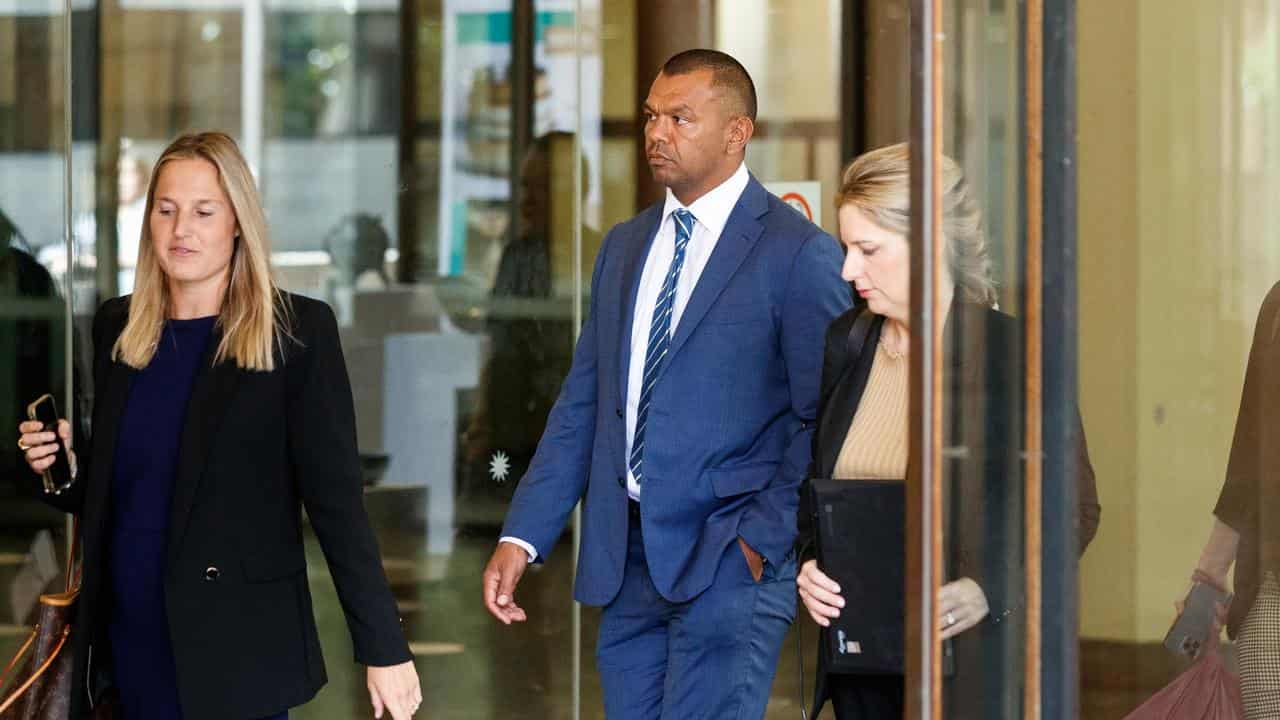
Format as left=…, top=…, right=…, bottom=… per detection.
left=482, top=49, right=851, bottom=719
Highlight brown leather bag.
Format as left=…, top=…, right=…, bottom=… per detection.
left=0, top=588, right=77, bottom=719
left=0, top=525, right=115, bottom=719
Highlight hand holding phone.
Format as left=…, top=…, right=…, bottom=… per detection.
left=1164, top=581, right=1232, bottom=659
left=19, top=393, right=75, bottom=494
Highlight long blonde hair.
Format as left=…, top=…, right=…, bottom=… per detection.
left=115, top=131, right=287, bottom=371
left=835, top=142, right=997, bottom=307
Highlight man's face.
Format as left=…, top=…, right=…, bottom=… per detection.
left=643, top=69, right=740, bottom=201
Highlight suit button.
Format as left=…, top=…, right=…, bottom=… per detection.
left=203, top=566, right=221, bottom=582
left=616, top=476, right=625, bottom=488
left=616, top=407, right=623, bottom=418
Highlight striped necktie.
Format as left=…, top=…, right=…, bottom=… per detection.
left=629, top=208, right=695, bottom=487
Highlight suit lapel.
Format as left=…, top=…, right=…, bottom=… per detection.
left=817, top=313, right=884, bottom=478
left=86, top=360, right=135, bottom=523
left=615, top=203, right=664, bottom=410
left=166, top=329, right=241, bottom=570
left=663, top=176, right=768, bottom=366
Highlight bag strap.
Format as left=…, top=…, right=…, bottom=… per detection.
left=846, top=309, right=876, bottom=365
left=64, top=517, right=80, bottom=594
left=812, top=309, right=878, bottom=479
left=0, top=626, right=37, bottom=691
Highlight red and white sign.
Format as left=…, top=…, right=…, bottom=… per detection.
left=765, top=181, right=823, bottom=227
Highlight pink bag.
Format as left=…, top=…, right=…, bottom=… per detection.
left=1123, top=642, right=1245, bottom=720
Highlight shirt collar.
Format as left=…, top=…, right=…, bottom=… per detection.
left=661, top=162, right=751, bottom=238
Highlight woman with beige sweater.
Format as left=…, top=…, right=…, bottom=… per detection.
left=796, top=143, right=1100, bottom=718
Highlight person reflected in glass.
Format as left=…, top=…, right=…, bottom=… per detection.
left=1185, top=281, right=1280, bottom=718
left=465, top=132, right=581, bottom=491
left=116, top=147, right=151, bottom=294
left=15, top=132, right=421, bottom=720
left=796, top=143, right=1101, bottom=718
left=2, top=209, right=63, bottom=484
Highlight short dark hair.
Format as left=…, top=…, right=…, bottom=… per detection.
left=661, top=49, right=758, bottom=122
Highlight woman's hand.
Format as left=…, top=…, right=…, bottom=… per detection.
left=367, top=660, right=421, bottom=719
left=797, top=559, right=845, bottom=626
left=17, top=419, right=75, bottom=477
left=1173, top=570, right=1230, bottom=632
left=938, top=577, right=988, bottom=640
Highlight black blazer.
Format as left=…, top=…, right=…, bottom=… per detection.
left=25, top=293, right=411, bottom=720
left=800, top=302, right=1101, bottom=718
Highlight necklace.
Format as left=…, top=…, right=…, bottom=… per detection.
left=880, top=337, right=907, bottom=360
left=880, top=321, right=909, bottom=360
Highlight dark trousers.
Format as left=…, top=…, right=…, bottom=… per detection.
left=596, top=510, right=797, bottom=719
left=829, top=673, right=905, bottom=719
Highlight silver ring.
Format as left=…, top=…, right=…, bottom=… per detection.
left=944, top=611, right=957, bottom=627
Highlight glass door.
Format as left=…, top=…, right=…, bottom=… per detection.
left=0, top=0, right=73, bottom=662
left=905, top=0, right=1083, bottom=716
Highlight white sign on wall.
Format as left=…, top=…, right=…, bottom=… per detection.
left=765, top=181, right=823, bottom=228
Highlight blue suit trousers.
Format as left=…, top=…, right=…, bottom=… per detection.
left=597, top=512, right=797, bottom=719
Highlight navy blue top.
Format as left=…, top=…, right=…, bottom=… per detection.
left=109, top=316, right=215, bottom=719
left=107, top=317, right=290, bottom=720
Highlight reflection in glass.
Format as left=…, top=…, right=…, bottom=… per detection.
left=0, top=0, right=72, bottom=667
left=5, top=0, right=889, bottom=715
left=1186, top=282, right=1280, bottom=716
left=1077, top=2, right=1280, bottom=716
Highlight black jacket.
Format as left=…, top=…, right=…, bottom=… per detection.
left=800, top=302, right=1101, bottom=718
left=25, top=293, right=411, bottom=719
left=1214, top=281, right=1280, bottom=638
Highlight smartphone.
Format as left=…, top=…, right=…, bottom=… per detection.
left=26, top=393, right=74, bottom=495
left=1163, top=582, right=1232, bottom=659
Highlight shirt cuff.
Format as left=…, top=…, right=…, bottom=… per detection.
left=499, top=536, right=538, bottom=563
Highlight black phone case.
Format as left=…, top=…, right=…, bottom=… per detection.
left=27, top=393, right=73, bottom=493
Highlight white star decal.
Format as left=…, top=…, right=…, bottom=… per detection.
left=489, top=451, right=512, bottom=484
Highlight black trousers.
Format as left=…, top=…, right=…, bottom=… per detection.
left=829, top=673, right=904, bottom=719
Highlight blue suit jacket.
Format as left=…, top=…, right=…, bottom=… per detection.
left=501, top=175, right=852, bottom=605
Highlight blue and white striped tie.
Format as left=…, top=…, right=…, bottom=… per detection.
left=629, top=208, right=695, bottom=487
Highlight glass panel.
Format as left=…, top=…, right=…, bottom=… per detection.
left=716, top=0, right=843, bottom=238
left=22, top=1, right=956, bottom=717
left=941, top=0, right=1030, bottom=715
left=0, top=0, right=71, bottom=660
left=70, top=0, right=587, bottom=716
left=1077, top=1, right=1278, bottom=715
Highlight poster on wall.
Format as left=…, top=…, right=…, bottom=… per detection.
left=438, top=0, right=601, bottom=280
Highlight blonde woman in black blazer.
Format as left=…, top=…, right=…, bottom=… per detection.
left=16, top=132, right=420, bottom=720
left=796, top=144, right=1100, bottom=719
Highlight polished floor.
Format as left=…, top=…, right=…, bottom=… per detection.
left=289, top=487, right=819, bottom=719
left=0, top=488, right=1185, bottom=718
left=0, top=487, right=816, bottom=720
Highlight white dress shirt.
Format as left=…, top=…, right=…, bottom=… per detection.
left=502, top=163, right=752, bottom=561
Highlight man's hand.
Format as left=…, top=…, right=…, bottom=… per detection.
left=737, top=537, right=764, bottom=582
left=483, top=542, right=531, bottom=624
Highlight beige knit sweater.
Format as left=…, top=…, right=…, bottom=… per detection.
left=833, top=340, right=909, bottom=480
